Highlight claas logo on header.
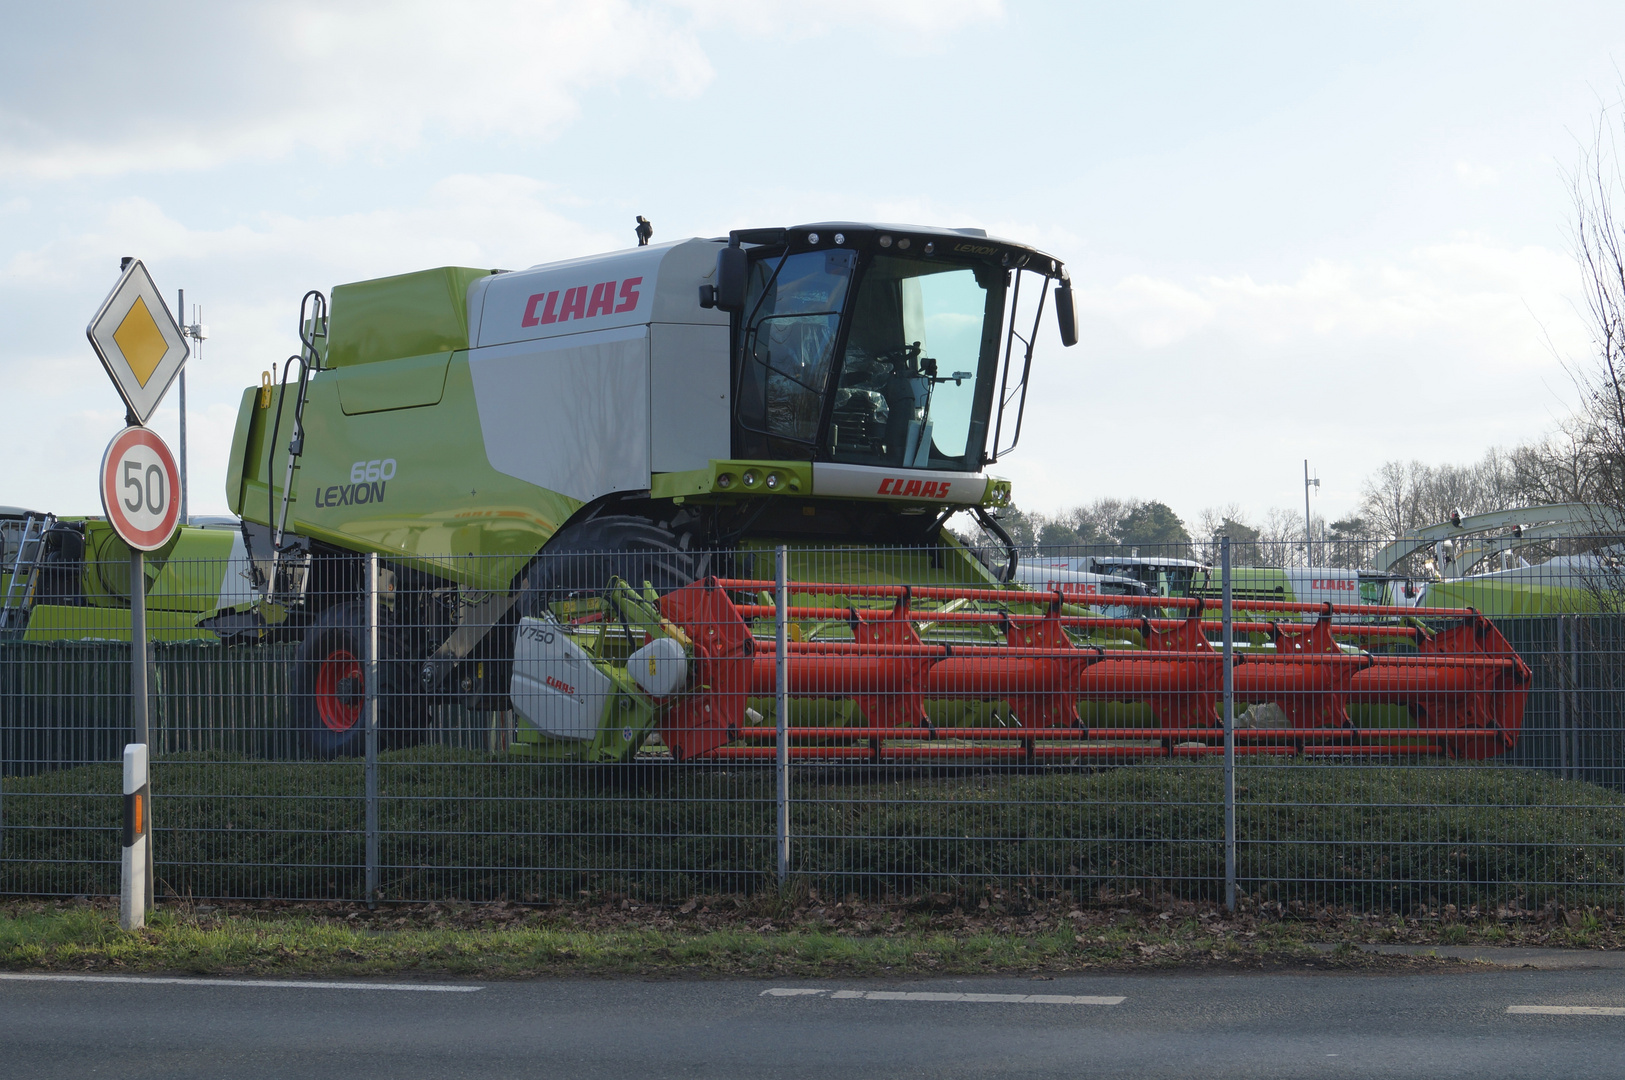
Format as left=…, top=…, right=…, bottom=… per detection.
left=522, top=277, right=643, bottom=327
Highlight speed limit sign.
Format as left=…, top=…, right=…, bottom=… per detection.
left=100, top=426, right=182, bottom=550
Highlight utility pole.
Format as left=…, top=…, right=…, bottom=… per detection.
left=1303, top=460, right=1320, bottom=567
left=175, top=292, right=206, bottom=525
left=177, top=289, right=187, bottom=525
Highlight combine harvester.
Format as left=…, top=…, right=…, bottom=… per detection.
left=222, top=222, right=1530, bottom=762
left=1, top=507, right=251, bottom=641
left=1374, top=504, right=1625, bottom=615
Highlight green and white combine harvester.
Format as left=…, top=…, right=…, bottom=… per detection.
left=1, top=509, right=250, bottom=641
left=218, top=223, right=1531, bottom=762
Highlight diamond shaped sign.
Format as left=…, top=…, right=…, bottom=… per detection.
left=86, top=260, right=189, bottom=426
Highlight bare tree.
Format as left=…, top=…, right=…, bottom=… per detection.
left=1567, top=105, right=1625, bottom=515
left=1357, top=450, right=1534, bottom=539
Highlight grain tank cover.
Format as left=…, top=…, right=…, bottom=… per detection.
left=326, top=266, right=497, bottom=367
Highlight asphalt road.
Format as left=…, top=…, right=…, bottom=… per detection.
left=2, top=964, right=1623, bottom=1079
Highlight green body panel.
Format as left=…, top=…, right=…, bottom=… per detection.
left=225, top=388, right=257, bottom=517
left=335, top=352, right=450, bottom=414
left=650, top=461, right=812, bottom=501
left=21, top=605, right=211, bottom=642
left=235, top=359, right=582, bottom=592
left=70, top=521, right=233, bottom=612
left=326, top=267, right=490, bottom=368
left=1191, top=566, right=1294, bottom=602
left=733, top=537, right=1001, bottom=589
left=81, top=523, right=234, bottom=613
left=1424, top=579, right=1599, bottom=615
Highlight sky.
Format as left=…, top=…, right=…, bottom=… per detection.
left=2, top=0, right=1621, bottom=532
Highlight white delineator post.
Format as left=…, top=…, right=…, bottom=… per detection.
left=120, top=743, right=150, bottom=930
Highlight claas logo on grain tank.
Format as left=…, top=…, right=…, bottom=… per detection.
left=521, top=277, right=643, bottom=327
left=1310, top=579, right=1357, bottom=591
left=877, top=477, right=952, bottom=499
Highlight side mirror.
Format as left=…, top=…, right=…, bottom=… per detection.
left=1054, top=280, right=1078, bottom=347
left=700, top=245, right=749, bottom=312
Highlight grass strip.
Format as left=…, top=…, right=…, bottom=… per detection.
left=2, top=894, right=1621, bottom=980
left=5, top=751, right=1623, bottom=910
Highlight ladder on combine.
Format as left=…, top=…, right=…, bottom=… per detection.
left=0, top=513, right=54, bottom=632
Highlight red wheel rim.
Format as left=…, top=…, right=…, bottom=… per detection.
left=314, top=649, right=363, bottom=733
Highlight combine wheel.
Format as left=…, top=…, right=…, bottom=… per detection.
left=290, top=601, right=428, bottom=758
left=521, top=514, right=707, bottom=614
left=513, top=514, right=708, bottom=765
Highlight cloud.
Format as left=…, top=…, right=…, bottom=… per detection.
left=0, top=175, right=628, bottom=513
left=0, top=0, right=1005, bottom=180
left=672, top=0, right=1002, bottom=38
left=0, top=173, right=617, bottom=293
left=1455, top=160, right=1500, bottom=187
left=1075, top=239, right=1584, bottom=363
left=0, top=1, right=714, bottom=179
left=997, top=238, right=1593, bottom=523
left=1078, top=275, right=1217, bottom=349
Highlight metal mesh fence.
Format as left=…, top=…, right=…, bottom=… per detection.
left=1, top=538, right=1621, bottom=915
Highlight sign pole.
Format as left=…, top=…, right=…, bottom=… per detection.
left=131, top=544, right=153, bottom=914
left=129, top=550, right=148, bottom=746
left=89, top=258, right=189, bottom=931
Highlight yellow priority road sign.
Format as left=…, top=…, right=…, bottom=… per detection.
left=86, top=259, right=189, bottom=426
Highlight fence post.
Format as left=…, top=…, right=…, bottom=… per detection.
left=775, top=544, right=790, bottom=887
left=1221, top=535, right=1236, bottom=912
left=364, top=552, right=379, bottom=906
left=1569, top=615, right=1582, bottom=784
left=1557, top=616, right=1569, bottom=780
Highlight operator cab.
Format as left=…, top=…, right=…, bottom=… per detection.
left=723, top=224, right=1074, bottom=474
left=1081, top=556, right=1209, bottom=599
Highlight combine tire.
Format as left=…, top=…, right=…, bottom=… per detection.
left=521, top=514, right=708, bottom=615
left=290, top=601, right=427, bottom=758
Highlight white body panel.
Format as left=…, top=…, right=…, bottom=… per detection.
left=1280, top=568, right=1361, bottom=607
left=468, top=326, right=652, bottom=502
left=812, top=462, right=990, bottom=504
left=510, top=618, right=613, bottom=741
left=649, top=322, right=730, bottom=471
left=1012, top=563, right=1147, bottom=595
left=465, top=239, right=731, bottom=504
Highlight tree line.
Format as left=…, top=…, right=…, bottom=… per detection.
left=989, top=430, right=1612, bottom=570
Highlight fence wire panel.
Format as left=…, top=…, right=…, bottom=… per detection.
left=0, top=535, right=1621, bottom=915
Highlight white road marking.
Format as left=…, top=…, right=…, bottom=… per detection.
left=1507, top=1005, right=1625, bottom=1016
left=0, top=973, right=482, bottom=992
left=762, top=987, right=1124, bottom=1005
